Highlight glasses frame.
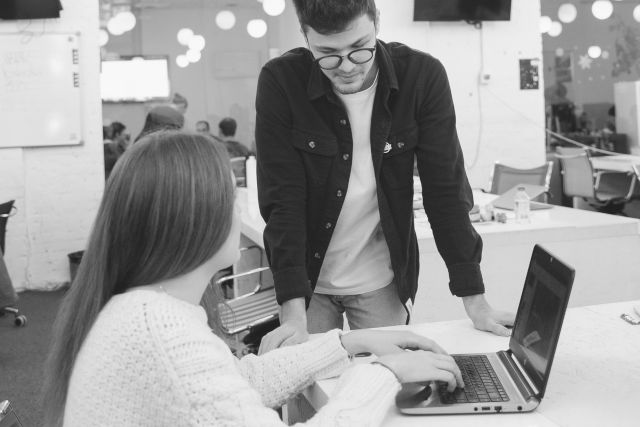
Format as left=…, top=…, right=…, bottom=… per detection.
left=314, top=47, right=376, bottom=70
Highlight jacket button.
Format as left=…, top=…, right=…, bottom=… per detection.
left=314, top=252, right=321, bottom=259
left=339, top=119, right=347, bottom=125
left=342, top=153, right=350, bottom=161
left=336, top=190, right=343, bottom=198
left=397, top=142, right=405, bottom=149
left=325, top=222, right=332, bottom=229
left=308, top=141, right=316, bottom=149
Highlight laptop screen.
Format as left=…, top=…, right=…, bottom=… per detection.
left=509, top=245, right=575, bottom=398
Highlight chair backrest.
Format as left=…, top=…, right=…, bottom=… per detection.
left=0, top=400, right=24, bottom=427
left=489, top=162, right=553, bottom=195
left=229, top=157, right=246, bottom=187
left=0, top=200, right=16, bottom=254
left=555, top=147, right=596, bottom=199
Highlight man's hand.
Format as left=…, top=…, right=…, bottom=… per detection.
left=462, top=294, right=515, bottom=337
left=258, top=297, right=309, bottom=355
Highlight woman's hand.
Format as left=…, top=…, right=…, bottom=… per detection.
left=340, top=330, right=447, bottom=356
left=376, top=351, right=464, bottom=392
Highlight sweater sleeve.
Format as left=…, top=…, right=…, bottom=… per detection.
left=150, top=307, right=400, bottom=426
left=236, top=329, right=350, bottom=408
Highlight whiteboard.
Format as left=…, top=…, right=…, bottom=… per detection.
left=0, top=33, right=82, bottom=148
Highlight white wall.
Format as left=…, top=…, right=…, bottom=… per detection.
left=275, top=0, right=547, bottom=186
left=0, top=0, right=103, bottom=291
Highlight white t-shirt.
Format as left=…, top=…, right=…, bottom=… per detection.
left=316, top=75, right=394, bottom=295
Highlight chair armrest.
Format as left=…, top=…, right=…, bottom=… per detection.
left=215, top=266, right=271, bottom=298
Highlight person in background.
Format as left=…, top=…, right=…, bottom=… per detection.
left=218, top=117, right=251, bottom=158
left=133, top=105, right=184, bottom=143
left=42, top=131, right=463, bottom=426
left=103, top=121, right=129, bottom=179
left=195, top=119, right=222, bottom=142
left=255, top=0, right=514, bottom=353
left=171, top=92, right=189, bottom=115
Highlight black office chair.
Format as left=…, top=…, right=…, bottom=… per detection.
left=555, top=147, right=636, bottom=214
left=0, top=200, right=26, bottom=327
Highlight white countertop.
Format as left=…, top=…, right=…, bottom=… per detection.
left=301, top=300, right=640, bottom=427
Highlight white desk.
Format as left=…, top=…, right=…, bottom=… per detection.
left=237, top=188, right=640, bottom=322
left=591, top=154, right=640, bottom=173
left=292, top=300, right=640, bottom=427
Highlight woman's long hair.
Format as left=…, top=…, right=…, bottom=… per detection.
left=42, top=131, right=234, bottom=426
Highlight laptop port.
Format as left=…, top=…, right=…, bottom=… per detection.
left=481, top=406, right=490, bottom=411
left=494, top=406, right=502, bottom=412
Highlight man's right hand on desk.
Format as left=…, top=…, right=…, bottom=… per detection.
left=258, top=297, right=309, bottom=355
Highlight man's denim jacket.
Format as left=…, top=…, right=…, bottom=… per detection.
left=255, top=40, right=484, bottom=306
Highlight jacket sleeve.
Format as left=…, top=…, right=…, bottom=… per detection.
left=255, top=66, right=314, bottom=304
left=415, top=57, right=485, bottom=297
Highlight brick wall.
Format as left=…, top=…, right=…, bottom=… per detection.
left=0, top=0, right=103, bottom=291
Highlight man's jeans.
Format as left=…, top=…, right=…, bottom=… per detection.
left=307, top=283, right=410, bottom=333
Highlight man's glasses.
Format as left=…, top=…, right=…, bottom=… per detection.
left=314, top=47, right=376, bottom=70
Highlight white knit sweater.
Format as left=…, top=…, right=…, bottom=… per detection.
left=63, top=290, right=400, bottom=426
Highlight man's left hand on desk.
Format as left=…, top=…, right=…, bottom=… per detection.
left=462, top=294, right=515, bottom=337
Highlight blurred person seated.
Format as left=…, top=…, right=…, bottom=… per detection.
left=134, top=105, right=184, bottom=143
left=218, top=117, right=251, bottom=158
left=195, top=120, right=222, bottom=142
left=103, top=121, right=130, bottom=179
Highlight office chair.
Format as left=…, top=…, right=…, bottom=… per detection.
left=214, top=266, right=279, bottom=355
left=0, top=400, right=24, bottom=427
left=555, top=147, right=637, bottom=214
left=0, top=201, right=26, bottom=327
left=488, top=161, right=554, bottom=201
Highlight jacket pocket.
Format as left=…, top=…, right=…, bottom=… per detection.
left=382, top=125, right=418, bottom=189
left=291, top=129, right=338, bottom=187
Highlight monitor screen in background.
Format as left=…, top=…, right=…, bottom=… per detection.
left=100, top=57, right=170, bottom=103
left=414, top=0, right=512, bottom=22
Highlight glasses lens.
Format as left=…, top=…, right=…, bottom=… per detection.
left=349, top=49, right=374, bottom=64
left=318, top=56, right=341, bottom=69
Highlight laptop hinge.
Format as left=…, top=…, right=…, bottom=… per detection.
left=498, top=350, right=539, bottom=400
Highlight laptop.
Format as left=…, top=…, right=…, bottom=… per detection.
left=491, top=184, right=553, bottom=211
left=396, top=244, right=575, bottom=415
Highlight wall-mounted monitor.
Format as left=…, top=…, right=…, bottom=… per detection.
left=100, top=56, right=171, bottom=103
left=414, top=0, right=512, bottom=22
left=0, top=0, right=62, bottom=20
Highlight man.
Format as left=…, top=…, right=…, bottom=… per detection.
left=196, top=120, right=221, bottom=141
left=217, top=117, right=251, bottom=158
left=255, top=0, right=514, bottom=353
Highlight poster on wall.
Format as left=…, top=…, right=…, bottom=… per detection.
left=519, top=59, right=540, bottom=90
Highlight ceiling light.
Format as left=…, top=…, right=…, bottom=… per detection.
left=558, top=4, right=577, bottom=23
left=107, top=15, right=126, bottom=36
left=592, top=1, right=613, bottom=20
left=188, top=35, right=206, bottom=51
left=186, top=49, right=202, bottom=63
left=263, top=0, right=286, bottom=16
left=634, top=5, right=640, bottom=22
left=588, top=45, right=602, bottom=58
left=177, top=28, right=194, bottom=46
left=216, top=10, right=236, bottom=30
left=539, top=16, right=552, bottom=33
left=247, top=19, right=267, bottom=38
left=99, top=29, right=109, bottom=47
left=118, top=11, right=136, bottom=32
left=176, top=55, right=189, bottom=68
left=548, top=21, right=563, bottom=37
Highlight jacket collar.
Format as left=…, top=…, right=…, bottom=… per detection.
left=306, top=39, right=399, bottom=101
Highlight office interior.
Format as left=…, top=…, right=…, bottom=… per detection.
left=1, top=0, right=639, bottom=426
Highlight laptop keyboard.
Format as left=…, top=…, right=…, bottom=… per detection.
left=438, top=355, right=510, bottom=404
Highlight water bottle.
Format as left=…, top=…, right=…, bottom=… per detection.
left=245, top=155, right=259, bottom=218
left=514, top=186, right=530, bottom=223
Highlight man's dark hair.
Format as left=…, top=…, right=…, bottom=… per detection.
left=218, top=117, right=237, bottom=137
left=292, top=0, right=377, bottom=34
left=111, top=121, right=126, bottom=137
left=196, top=120, right=210, bottom=131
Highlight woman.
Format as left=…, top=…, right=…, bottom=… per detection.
left=43, top=131, right=463, bottom=426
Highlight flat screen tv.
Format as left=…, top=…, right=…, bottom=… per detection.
left=0, top=0, right=62, bottom=20
left=101, top=56, right=171, bottom=103
left=414, top=0, right=512, bottom=22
